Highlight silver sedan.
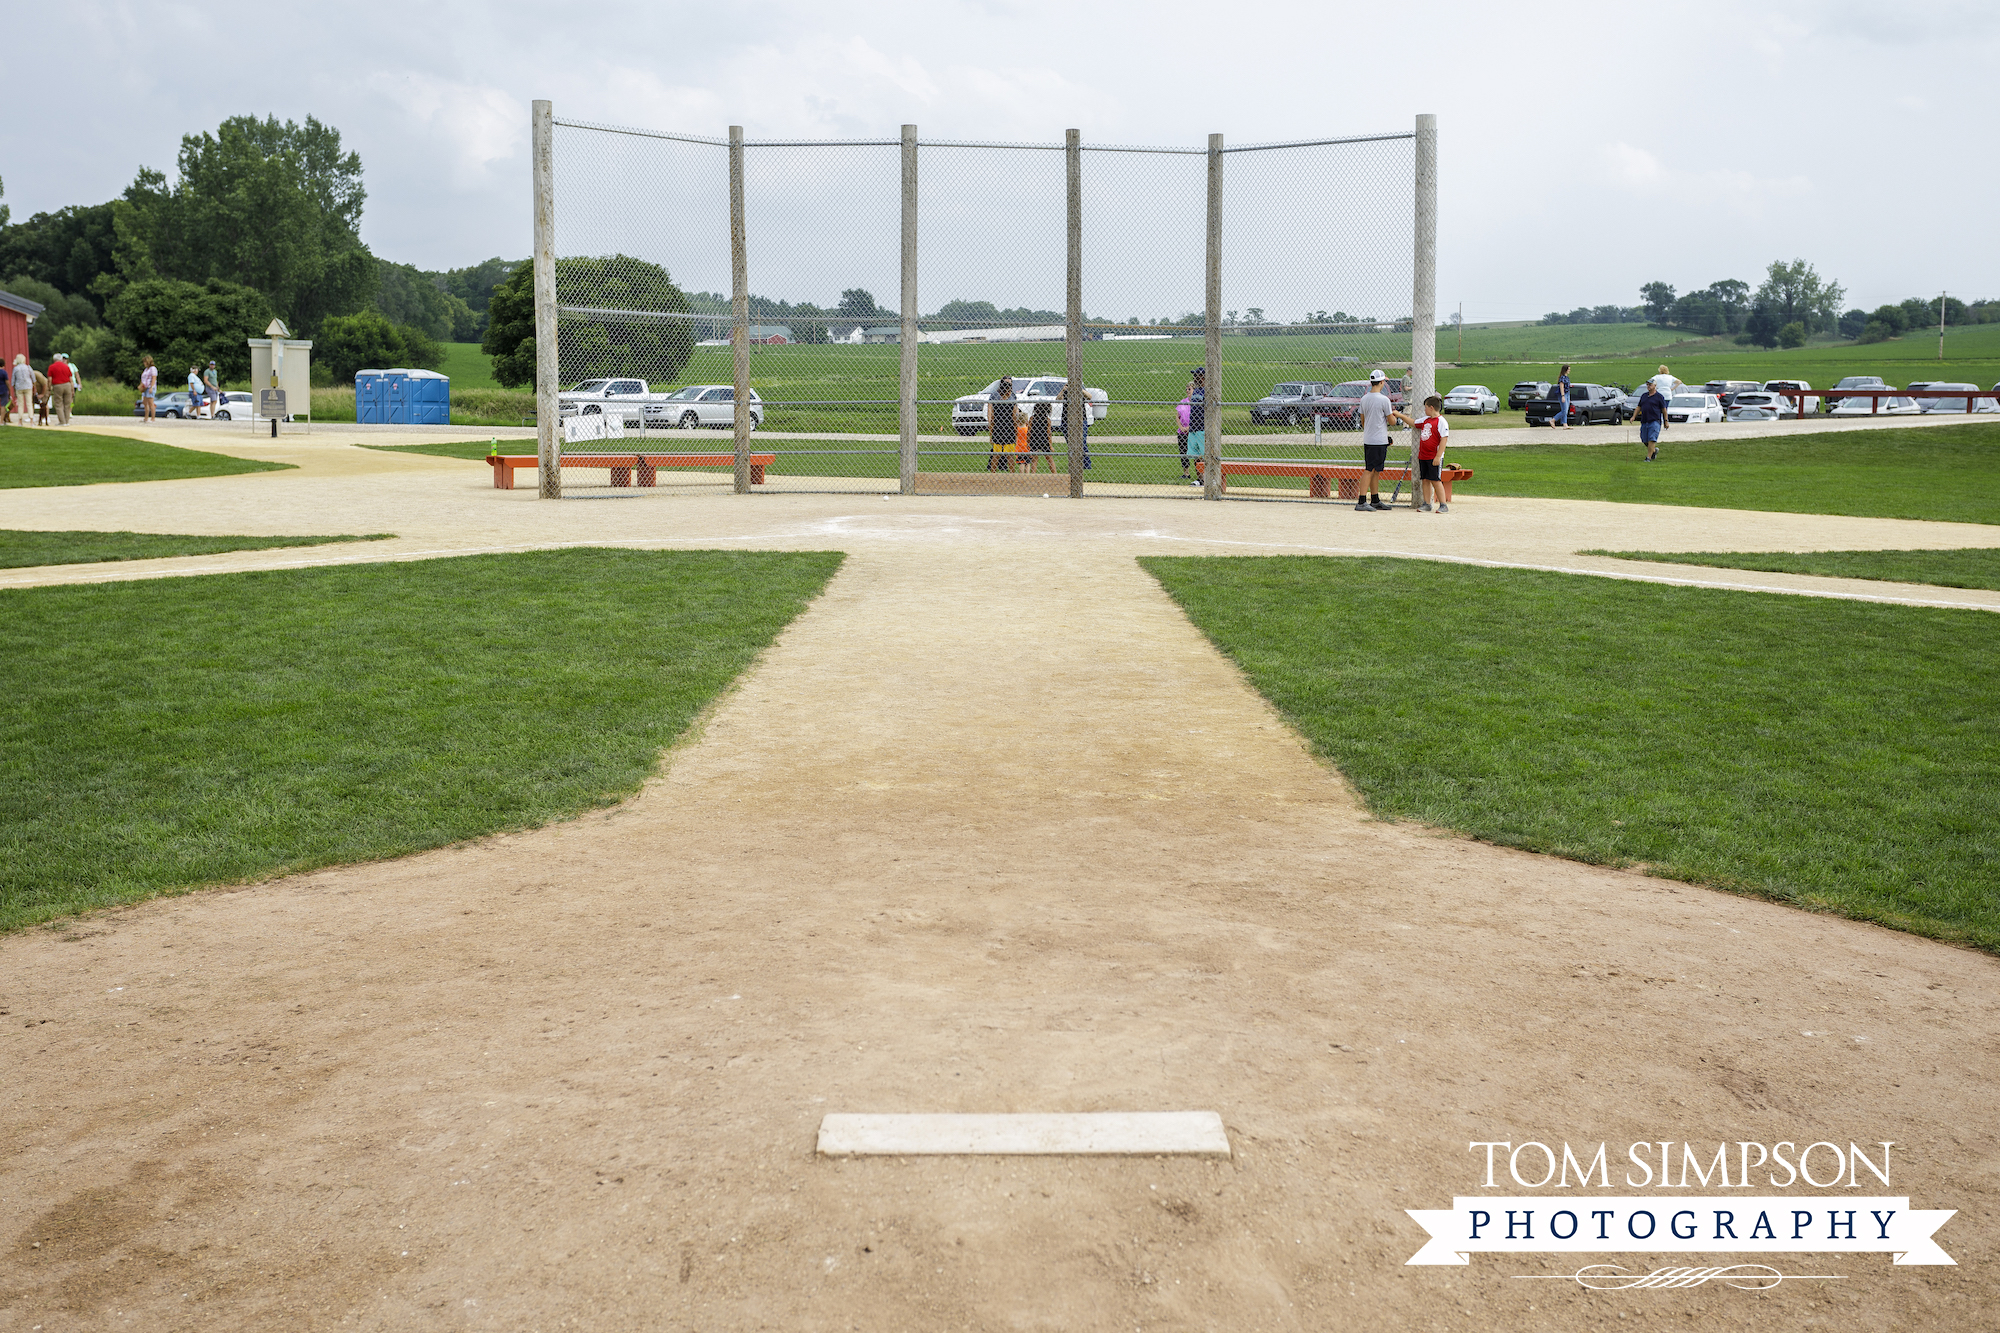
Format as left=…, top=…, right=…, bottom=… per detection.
left=1440, top=384, right=1500, bottom=414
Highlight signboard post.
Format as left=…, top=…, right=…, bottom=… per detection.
left=259, top=389, right=288, bottom=437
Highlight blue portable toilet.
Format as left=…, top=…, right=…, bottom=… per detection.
left=354, top=368, right=396, bottom=423
left=390, top=369, right=451, bottom=425
left=355, top=369, right=450, bottom=424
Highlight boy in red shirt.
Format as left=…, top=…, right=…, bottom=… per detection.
left=1416, top=393, right=1450, bottom=512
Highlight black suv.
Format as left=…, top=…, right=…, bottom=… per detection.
left=1524, top=383, right=1626, bottom=426
left=1508, top=380, right=1552, bottom=409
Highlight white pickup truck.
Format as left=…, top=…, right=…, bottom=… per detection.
left=951, top=375, right=1110, bottom=436
left=557, top=378, right=671, bottom=426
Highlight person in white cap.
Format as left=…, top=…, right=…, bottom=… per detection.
left=1354, top=369, right=1412, bottom=511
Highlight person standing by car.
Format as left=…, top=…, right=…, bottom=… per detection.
left=139, top=356, right=158, bottom=422
left=46, top=354, right=76, bottom=425
left=985, top=376, right=1018, bottom=472
left=203, top=361, right=222, bottom=419
left=186, top=365, right=205, bottom=418
left=1636, top=380, right=1668, bottom=461
left=1553, top=363, right=1573, bottom=429
left=1355, top=369, right=1413, bottom=511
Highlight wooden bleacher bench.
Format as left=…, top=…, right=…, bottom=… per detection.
left=1196, top=458, right=1473, bottom=500
left=486, top=453, right=777, bottom=489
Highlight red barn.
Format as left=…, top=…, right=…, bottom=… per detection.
left=0, top=289, right=45, bottom=370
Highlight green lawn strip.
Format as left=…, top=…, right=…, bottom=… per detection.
left=0, top=426, right=292, bottom=489
left=361, top=440, right=514, bottom=461
left=0, top=530, right=394, bottom=570
left=0, top=548, right=843, bottom=931
left=1586, top=548, right=2000, bottom=591
left=1460, top=420, right=2000, bottom=524
left=1142, top=555, right=2000, bottom=953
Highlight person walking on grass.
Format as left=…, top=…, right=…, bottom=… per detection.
left=1636, top=378, right=1668, bottom=461
left=1415, top=394, right=1451, bottom=511
left=1354, top=369, right=1412, bottom=511
left=10, top=355, right=36, bottom=427
left=1553, top=363, right=1573, bottom=428
left=139, top=356, right=158, bottom=422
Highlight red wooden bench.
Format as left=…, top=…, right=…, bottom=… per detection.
left=1196, top=458, right=1472, bottom=500
left=486, top=453, right=776, bottom=489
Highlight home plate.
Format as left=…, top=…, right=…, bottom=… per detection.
left=815, top=1112, right=1231, bottom=1157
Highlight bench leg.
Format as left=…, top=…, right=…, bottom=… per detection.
left=1309, top=472, right=1330, bottom=499
left=493, top=463, right=512, bottom=490
left=1337, top=475, right=1360, bottom=500
left=638, top=461, right=657, bottom=487
left=612, top=465, right=632, bottom=487
left=1442, top=477, right=1454, bottom=502
left=751, top=464, right=765, bottom=484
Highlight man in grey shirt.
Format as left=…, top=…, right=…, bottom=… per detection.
left=1355, top=369, right=1412, bottom=511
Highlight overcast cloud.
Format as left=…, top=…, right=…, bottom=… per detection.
left=11, top=0, right=1996, bottom=319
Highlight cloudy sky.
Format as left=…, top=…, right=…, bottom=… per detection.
left=10, top=0, right=1996, bottom=321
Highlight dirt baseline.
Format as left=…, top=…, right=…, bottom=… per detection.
left=1, top=472, right=1996, bottom=1330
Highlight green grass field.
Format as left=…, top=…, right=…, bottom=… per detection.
left=0, top=548, right=842, bottom=931
left=1590, top=547, right=2000, bottom=591
left=1143, top=555, right=2000, bottom=953
left=439, top=341, right=502, bottom=390
left=1460, top=420, right=2000, bottom=525
left=0, top=426, right=292, bottom=489
left=0, top=530, right=391, bottom=570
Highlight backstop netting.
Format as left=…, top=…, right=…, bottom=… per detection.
left=542, top=114, right=1425, bottom=499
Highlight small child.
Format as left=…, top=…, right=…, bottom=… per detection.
left=1416, top=394, right=1450, bottom=512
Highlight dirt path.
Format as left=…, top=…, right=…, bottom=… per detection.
left=2, top=458, right=1996, bottom=1331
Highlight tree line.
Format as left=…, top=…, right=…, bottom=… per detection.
left=0, top=119, right=524, bottom=386
left=1547, top=258, right=1996, bottom=349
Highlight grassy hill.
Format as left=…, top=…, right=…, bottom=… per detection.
left=438, top=341, right=501, bottom=391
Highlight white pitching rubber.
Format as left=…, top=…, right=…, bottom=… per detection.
left=815, top=1111, right=1231, bottom=1158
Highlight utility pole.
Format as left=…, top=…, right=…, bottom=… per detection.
left=1456, top=301, right=1463, bottom=366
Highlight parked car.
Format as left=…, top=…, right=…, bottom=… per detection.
left=133, top=391, right=197, bottom=418
left=1249, top=381, right=1336, bottom=425
left=1761, top=379, right=1819, bottom=413
left=1830, top=394, right=1921, bottom=417
left=1725, top=391, right=1794, bottom=422
left=636, top=384, right=765, bottom=430
left=1833, top=375, right=1887, bottom=390
left=211, top=391, right=256, bottom=421
left=1666, top=393, right=1725, bottom=424
left=1507, top=380, right=1552, bottom=409
left=1297, top=378, right=1410, bottom=430
left=1440, top=384, right=1500, bottom=414
left=951, top=375, right=1110, bottom=436
left=1702, top=379, right=1762, bottom=408
left=558, top=377, right=674, bottom=426
left=1915, top=383, right=1999, bottom=413
left=1524, top=382, right=1625, bottom=426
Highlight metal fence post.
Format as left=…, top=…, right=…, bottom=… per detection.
left=531, top=99, right=560, bottom=499
left=899, top=124, right=919, bottom=495
left=1066, top=129, right=1085, bottom=499
left=1409, top=113, right=1438, bottom=502
left=730, top=125, right=751, bottom=494
left=1202, top=132, right=1224, bottom=501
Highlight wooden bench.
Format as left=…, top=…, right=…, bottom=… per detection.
left=1196, top=458, right=1472, bottom=500
left=487, top=453, right=776, bottom=490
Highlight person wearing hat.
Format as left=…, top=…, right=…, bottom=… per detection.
left=1185, top=367, right=1208, bottom=486
left=203, top=360, right=222, bottom=419
left=1355, top=369, right=1412, bottom=511
left=46, top=353, right=77, bottom=425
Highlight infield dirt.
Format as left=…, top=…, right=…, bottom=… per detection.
left=1, top=436, right=1996, bottom=1331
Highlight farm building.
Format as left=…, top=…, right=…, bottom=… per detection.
left=748, top=326, right=792, bottom=344
left=0, top=288, right=45, bottom=368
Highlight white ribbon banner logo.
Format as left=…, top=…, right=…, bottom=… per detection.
left=1406, top=1197, right=1954, bottom=1267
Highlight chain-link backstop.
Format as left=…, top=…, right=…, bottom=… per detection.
left=531, top=105, right=1436, bottom=502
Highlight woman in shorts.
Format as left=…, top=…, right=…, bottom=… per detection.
left=139, top=356, right=158, bottom=421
